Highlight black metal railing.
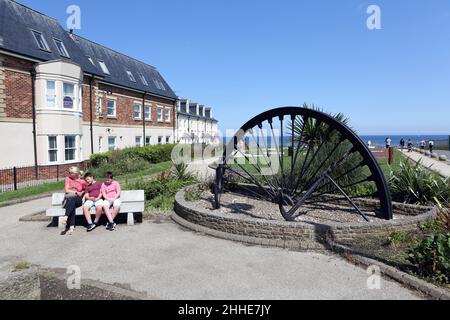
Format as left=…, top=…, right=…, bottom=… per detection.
left=0, top=162, right=89, bottom=193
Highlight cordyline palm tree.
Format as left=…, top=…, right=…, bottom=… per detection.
left=283, top=103, right=374, bottom=197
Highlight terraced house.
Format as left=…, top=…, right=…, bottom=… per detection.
left=0, top=0, right=177, bottom=170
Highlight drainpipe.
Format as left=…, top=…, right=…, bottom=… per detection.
left=31, top=68, right=38, bottom=179
left=173, top=101, right=177, bottom=143
left=89, top=77, right=94, bottom=155
left=142, top=92, right=146, bottom=146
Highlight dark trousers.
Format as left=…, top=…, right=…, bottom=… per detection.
left=64, top=196, right=83, bottom=228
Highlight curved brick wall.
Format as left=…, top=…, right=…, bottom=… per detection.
left=173, top=185, right=438, bottom=251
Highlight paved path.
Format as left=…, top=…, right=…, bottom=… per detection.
left=0, top=198, right=421, bottom=300
left=399, top=150, right=450, bottom=178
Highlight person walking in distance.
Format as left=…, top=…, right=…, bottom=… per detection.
left=429, top=140, right=434, bottom=154
left=385, top=137, right=392, bottom=149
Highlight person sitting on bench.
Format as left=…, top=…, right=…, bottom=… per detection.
left=60, top=167, right=85, bottom=236
left=83, top=172, right=111, bottom=233
left=101, top=172, right=122, bottom=231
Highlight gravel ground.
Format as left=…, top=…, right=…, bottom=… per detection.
left=195, top=191, right=409, bottom=223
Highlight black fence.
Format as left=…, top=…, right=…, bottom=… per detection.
left=0, top=161, right=89, bottom=193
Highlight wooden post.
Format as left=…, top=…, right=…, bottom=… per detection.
left=388, top=147, right=395, bottom=165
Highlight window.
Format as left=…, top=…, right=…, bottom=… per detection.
left=107, top=99, right=116, bottom=117
left=145, top=136, right=151, bottom=146
left=65, top=136, right=76, bottom=161
left=157, top=108, right=163, bottom=122
left=63, top=83, right=75, bottom=109
left=165, top=109, right=171, bottom=122
left=32, top=30, right=50, bottom=51
left=108, top=137, right=117, bottom=151
left=158, top=136, right=163, bottom=145
left=144, top=105, right=151, bottom=121
left=135, top=136, right=142, bottom=147
left=48, top=136, right=58, bottom=163
left=97, top=97, right=103, bottom=117
left=139, top=74, right=148, bottom=86
left=46, top=81, right=56, bottom=108
left=126, top=71, right=136, bottom=82
left=153, top=78, right=166, bottom=91
left=134, top=103, right=142, bottom=119
left=166, top=136, right=170, bottom=144
left=99, top=136, right=103, bottom=153
left=54, top=39, right=70, bottom=58
left=87, top=56, right=95, bottom=65
left=98, top=60, right=110, bottom=74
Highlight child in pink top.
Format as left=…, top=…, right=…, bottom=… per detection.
left=101, top=172, right=122, bottom=231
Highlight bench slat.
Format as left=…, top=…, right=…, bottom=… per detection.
left=51, top=190, right=145, bottom=206
left=46, top=201, right=145, bottom=217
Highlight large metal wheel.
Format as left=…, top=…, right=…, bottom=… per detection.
left=214, top=107, right=393, bottom=221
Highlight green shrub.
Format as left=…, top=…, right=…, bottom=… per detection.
left=126, top=172, right=197, bottom=210
left=389, top=160, right=450, bottom=207
left=408, top=233, right=450, bottom=284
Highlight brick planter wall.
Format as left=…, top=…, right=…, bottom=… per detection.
left=174, top=185, right=437, bottom=251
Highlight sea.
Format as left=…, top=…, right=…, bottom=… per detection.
left=223, top=135, right=449, bottom=149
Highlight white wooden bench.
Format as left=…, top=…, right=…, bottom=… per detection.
left=46, top=190, right=145, bottom=229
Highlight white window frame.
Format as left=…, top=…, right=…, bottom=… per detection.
left=99, top=136, right=103, bottom=153
left=145, top=136, right=151, bottom=146
left=106, top=99, right=117, bottom=118
left=135, top=136, right=142, bottom=147
left=165, top=136, right=171, bottom=144
left=144, top=105, right=152, bottom=121
left=158, top=136, right=163, bottom=145
left=165, top=108, right=171, bottom=123
left=108, top=136, right=117, bottom=151
left=64, top=135, right=77, bottom=162
left=98, top=60, right=110, bottom=75
left=53, top=38, right=70, bottom=58
left=157, top=107, right=163, bottom=122
left=63, top=82, right=76, bottom=109
left=48, top=136, right=58, bottom=163
left=46, top=80, right=56, bottom=108
left=134, top=103, right=142, bottom=120
left=31, top=30, right=50, bottom=51
left=126, top=71, right=136, bottom=82
left=97, top=97, right=103, bottom=117
left=139, top=74, right=148, bottom=86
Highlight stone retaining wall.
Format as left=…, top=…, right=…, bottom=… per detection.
left=174, top=185, right=437, bottom=250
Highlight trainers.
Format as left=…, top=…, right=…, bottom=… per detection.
left=87, top=224, right=97, bottom=232
left=106, top=222, right=116, bottom=231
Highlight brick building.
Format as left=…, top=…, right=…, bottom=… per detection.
left=0, top=0, right=178, bottom=169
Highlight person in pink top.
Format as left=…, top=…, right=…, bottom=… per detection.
left=60, top=167, right=86, bottom=235
left=100, top=172, right=122, bottom=231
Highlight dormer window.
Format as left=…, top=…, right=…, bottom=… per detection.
left=54, top=39, right=70, bottom=58
left=32, top=30, right=50, bottom=51
left=139, top=74, right=148, bottom=86
left=98, top=60, right=110, bottom=75
left=126, top=71, right=136, bottom=82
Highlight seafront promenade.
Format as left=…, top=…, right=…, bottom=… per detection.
left=399, top=150, right=450, bottom=178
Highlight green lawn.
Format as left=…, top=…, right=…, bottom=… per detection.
left=378, top=150, right=405, bottom=178
left=0, top=161, right=173, bottom=204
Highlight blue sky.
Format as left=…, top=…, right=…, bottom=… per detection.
left=19, top=0, right=450, bottom=135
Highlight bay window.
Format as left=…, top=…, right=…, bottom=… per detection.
left=63, top=83, right=75, bottom=109
left=46, top=81, right=56, bottom=108
left=48, top=136, right=58, bottom=163
left=64, top=136, right=77, bottom=161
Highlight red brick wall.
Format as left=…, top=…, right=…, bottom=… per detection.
left=1, top=54, right=34, bottom=119
left=94, top=82, right=175, bottom=128
left=4, top=69, right=33, bottom=119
